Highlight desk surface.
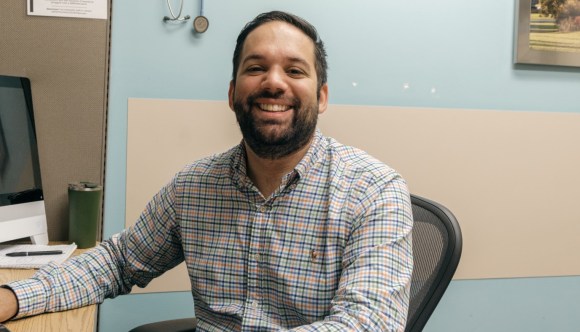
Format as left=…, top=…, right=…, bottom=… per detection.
left=0, top=248, right=97, bottom=332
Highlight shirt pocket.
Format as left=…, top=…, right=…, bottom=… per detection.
left=259, top=242, right=342, bottom=324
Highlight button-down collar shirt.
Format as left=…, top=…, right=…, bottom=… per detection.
left=8, top=130, right=413, bottom=331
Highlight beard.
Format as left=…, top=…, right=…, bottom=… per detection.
left=233, top=90, right=319, bottom=160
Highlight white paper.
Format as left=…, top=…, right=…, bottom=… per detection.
left=0, top=243, right=77, bottom=269
left=27, top=0, right=108, bottom=20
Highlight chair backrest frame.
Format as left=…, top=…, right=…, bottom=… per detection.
left=405, top=194, right=462, bottom=332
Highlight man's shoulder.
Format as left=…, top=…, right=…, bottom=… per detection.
left=324, top=136, right=398, bottom=179
left=321, top=136, right=410, bottom=205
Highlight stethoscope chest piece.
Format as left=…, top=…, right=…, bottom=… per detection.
left=193, top=15, right=209, bottom=33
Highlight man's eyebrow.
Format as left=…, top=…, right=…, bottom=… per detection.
left=241, top=54, right=265, bottom=65
left=286, top=56, right=310, bottom=68
left=241, top=54, right=311, bottom=68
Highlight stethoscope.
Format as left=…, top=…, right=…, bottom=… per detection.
left=163, top=0, right=209, bottom=33
left=163, top=0, right=190, bottom=22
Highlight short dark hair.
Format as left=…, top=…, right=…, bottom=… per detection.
left=232, top=11, right=328, bottom=91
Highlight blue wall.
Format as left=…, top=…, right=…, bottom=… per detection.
left=102, top=0, right=580, bottom=331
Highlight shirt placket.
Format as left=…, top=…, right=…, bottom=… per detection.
left=243, top=201, right=271, bottom=328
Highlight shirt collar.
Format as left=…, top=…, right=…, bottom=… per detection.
left=293, top=129, right=326, bottom=179
left=230, top=129, right=327, bottom=190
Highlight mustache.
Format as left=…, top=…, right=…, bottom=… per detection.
left=246, top=90, right=299, bottom=107
left=249, top=90, right=284, bottom=99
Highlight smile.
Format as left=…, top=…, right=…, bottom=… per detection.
left=257, top=103, right=291, bottom=112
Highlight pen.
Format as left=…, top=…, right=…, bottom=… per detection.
left=5, top=250, right=63, bottom=257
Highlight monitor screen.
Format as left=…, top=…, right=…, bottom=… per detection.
left=0, top=75, right=47, bottom=244
left=0, top=76, right=43, bottom=205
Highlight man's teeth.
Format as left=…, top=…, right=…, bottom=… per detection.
left=258, top=104, right=290, bottom=112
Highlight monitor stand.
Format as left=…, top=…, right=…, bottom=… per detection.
left=0, top=201, right=49, bottom=244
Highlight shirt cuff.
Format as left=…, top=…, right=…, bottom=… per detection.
left=0, top=285, right=19, bottom=321
left=5, top=278, right=48, bottom=319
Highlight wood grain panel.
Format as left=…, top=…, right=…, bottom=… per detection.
left=1, top=246, right=97, bottom=331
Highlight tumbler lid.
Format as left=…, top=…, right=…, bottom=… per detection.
left=69, top=182, right=102, bottom=191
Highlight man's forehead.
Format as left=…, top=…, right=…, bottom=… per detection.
left=241, top=21, right=315, bottom=61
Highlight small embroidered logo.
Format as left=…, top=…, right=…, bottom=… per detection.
left=310, top=250, right=318, bottom=261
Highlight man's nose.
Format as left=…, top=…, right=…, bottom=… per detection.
left=261, top=68, right=288, bottom=93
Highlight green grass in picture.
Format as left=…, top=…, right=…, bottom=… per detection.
left=530, top=31, right=580, bottom=52
left=528, top=12, right=580, bottom=52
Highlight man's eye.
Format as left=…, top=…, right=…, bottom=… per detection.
left=288, top=68, right=305, bottom=76
left=246, top=66, right=264, bottom=73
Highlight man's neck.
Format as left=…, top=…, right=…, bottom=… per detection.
left=244, top=138, right=313, bottom=199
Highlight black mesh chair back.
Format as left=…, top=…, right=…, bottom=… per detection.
left=405, top=194, right=462, bottom=332
left=129, top=318, right=196, bottom=332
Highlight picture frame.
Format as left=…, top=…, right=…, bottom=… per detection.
left=514, top=0, right=580, bottom=67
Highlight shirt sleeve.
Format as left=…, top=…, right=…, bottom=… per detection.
left=290, top=172, right=414, bottom=332
left=6, top=177, right=185, bottom=319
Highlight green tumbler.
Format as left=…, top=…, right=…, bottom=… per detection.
left=68, top=182, right=102, bottom=249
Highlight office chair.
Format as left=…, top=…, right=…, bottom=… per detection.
left=129, top=318, right=196, bottom=332
left=130, top=194, right=462, bottom=332
left=405, top=194, right=462, bottom=332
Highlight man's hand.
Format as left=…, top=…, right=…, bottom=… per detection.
left=0, top=287, right=17, bottom=322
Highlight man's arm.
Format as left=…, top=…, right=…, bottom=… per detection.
left=2, top=176, right=185, bottom=320
left=292, top=173, right=414, bottom=332
left=0, top=287, right=17, bottom=322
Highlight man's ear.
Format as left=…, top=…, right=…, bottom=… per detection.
left=228, top=80, right=235, bottom=111
left=318, top=83, right=329, bottom=114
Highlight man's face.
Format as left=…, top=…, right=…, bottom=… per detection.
left=229, top=21, right=328, bottom=159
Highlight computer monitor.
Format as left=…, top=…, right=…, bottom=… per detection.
left=0, top=75, right=48, bottom=244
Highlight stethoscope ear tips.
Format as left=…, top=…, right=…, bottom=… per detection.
left=163, top=0, right=207, bottom=31
left=163, top=0, right=189, bottom=22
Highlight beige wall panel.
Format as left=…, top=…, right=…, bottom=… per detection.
left=321, top=105, right=580, bottom=280
left=127, top=98, right=580, bottom=293
left=126, top=99, right=240, bottom=293
left=0, top=2, right=109, bottom=240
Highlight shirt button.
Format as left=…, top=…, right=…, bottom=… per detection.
left=259, top=205, right=268, bottom=213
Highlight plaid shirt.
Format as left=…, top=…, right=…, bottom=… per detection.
left=8, top=130, right=413, bottom=331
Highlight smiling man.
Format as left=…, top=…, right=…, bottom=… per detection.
left=0, top=11, right=413, bottom=331
left=231, top=17, right=325, bottom=157
left=229, top=13, right=329, bottom=199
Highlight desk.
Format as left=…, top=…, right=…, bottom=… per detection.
left=0, top=248, right=97, bottom=332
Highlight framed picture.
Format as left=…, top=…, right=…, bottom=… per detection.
left=514, top=0, right=580, bottom=67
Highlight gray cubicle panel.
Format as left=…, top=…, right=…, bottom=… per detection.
left=0, top=2, right=110, bottom=240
